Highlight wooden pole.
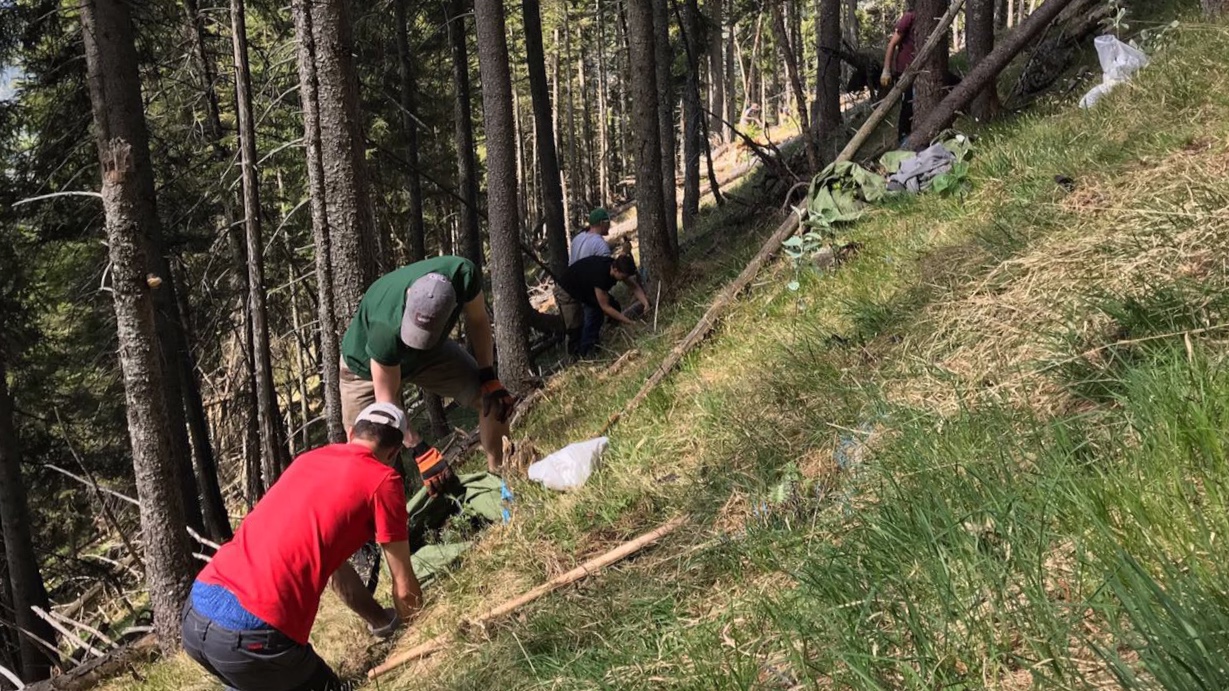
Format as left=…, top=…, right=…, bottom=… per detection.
left=368, top=516, right=687, bottom=679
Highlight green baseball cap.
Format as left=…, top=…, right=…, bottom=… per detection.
left=588, top=208, right=611, bottom=225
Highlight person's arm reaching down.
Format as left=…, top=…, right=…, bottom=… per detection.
left=381, top=540, right=423, bottom=624
left=626, top=278, right=651, bottom=314
left=462, top=291, right=495, bottom=369
left=370, top=360, right=420, bottom=446
left=882, top=31, right=901, bottom=86
left=595, top=288, right=634, bottom=325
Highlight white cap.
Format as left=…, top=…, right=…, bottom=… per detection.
left=354, top=402, right=410, bottom=440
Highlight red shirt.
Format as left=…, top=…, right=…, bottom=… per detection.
left=196, top=443, right=408, bottom=644
left=894, top=11, right=917, bottom=74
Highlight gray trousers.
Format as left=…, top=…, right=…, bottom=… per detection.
left=182, top=604, right=346, bottom=691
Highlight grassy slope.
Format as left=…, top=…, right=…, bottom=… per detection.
left=107, top=5, right=1229, bottom=689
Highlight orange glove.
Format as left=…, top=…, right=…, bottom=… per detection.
left=478, top=367, right=515, bottom=424
left=413, top=443, right=454, bottom=497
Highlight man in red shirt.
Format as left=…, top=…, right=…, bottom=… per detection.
left=881, top=1, right=918, bottom=142
left=182, top=403, right=422, bottom=690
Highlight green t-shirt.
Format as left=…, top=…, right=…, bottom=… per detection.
left=340, top=256, right=481, bottom=380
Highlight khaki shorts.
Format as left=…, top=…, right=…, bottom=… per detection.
left=555, top=287, right=584, bottom=331
left=339, top=341, right=482, bottom=430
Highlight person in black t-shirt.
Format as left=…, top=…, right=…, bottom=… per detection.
left=556, top=254, right=650, bottom=356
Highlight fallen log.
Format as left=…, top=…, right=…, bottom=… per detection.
left=904, top=0, right=1080, bottom=150
left=368, top=515, right=687, bottom=679
left=23, top=635, right=157, bottom=691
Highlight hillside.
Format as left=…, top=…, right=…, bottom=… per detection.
left=101, top=4, right=1229, bottom=690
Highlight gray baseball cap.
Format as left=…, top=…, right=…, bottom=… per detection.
left=401, top=273, right=457, bottom=350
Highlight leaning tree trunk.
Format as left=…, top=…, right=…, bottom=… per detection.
left=522, top=0, right=569, bottom=277
left=967, top=0, right=1001, bottom=120
left=0, top=357, right=57, bottom=682
left=771, top=0, right=814, bottom=168
left=395, top=0, right=428, bottom=262
left=304, top=0, right=379, bottom=327
left=679, top=0, right=703, bottom=234
left=652, top=0, right=680, bottom=251
left=292, top=0, right=346, bottom=442
left=627, top=0, right=678, bottom=288
left=449, top=0, right=484, bottom=274
left=905, top=0, right=1076, bottom=149
left=473, top=0, right=533, bottom=391
left=232, top=0, right=291, bottom=489
left=915, top=0, right=953, bottom=123
left=81, top=0, right=196, bottom=652
left=814, top=0, right=842, bottom=157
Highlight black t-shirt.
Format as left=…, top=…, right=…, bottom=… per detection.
left=560, top=256, right=617, bottom=307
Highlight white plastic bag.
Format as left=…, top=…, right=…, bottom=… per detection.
left=527, top=437, right=608, bottom=490
left=1080, top=35, right=1149, bottom=109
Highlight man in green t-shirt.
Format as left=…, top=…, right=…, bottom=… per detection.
left=338, top=256, right=514, bottom=494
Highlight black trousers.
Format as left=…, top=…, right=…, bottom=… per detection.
left=896, top=76, right=915, bottom=143
left=182, top=604, right=346, bottom=691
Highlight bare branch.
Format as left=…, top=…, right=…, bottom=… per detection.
left=12, top=191, right=104, bottom=207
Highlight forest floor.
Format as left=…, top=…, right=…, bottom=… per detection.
left=101, top=4, right=1229, bottom=690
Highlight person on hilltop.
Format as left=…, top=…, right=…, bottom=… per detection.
left=881, top=0, right=918, bottom=142
left=569, top=207, right=613, bottom=265
left=182, top=403, right=421, bottom=691
left=556, top=253, right=650, bottom=357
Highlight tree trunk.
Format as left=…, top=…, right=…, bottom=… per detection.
left=596, top=0, right=612, bottom=205
left=473, top=0, right=534, bottom=391
left=771, top=0, right=814, bottom=168
left=1204, top=0, right=1227, bottom=17
left=652, top=0, right=680, bottom=251
left=293, top=0, right=346, bottom=442
left=449, top=0, right=484, bottom=273
left=522, top=0, right=569, bottom=277
left=680, top=0, right=703, bottom=233
left=905, top=0, right=1076, bottom=149
left=0, top=358, right=57, bottom=682
left=81, top=0, right=196, bottom=652
left=627, top=0, right=678, bottom=288
left=708, top=0, right=726, bottom=142
left=724, top=22, right=736, bottom=140
left=171, top=271, right=233, bottom=541
left=395, top=0, right=428, bottom=262
left=304, top=0, right=379, bottom=326
left=915, top=0, right=953, bottom=123
left=996, top=0, right=1009, bottom=30
left=967, top=0, right=1002, bottom=120
left=232, top=0, right=292, bottom=489
left=813, top=0, right=842, bottom=157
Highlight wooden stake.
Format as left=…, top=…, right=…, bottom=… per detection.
left=368, top=515, right=687, bottom=679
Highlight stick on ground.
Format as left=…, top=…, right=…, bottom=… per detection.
left=368, top=515, right=687, bottom=679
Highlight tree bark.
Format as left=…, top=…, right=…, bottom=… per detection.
left=81, top=0, right=196, bottom=652
left=304, top=0, right=379, bottom=326
left=905, top=0, right=1076, bottom=149
left=771, top=0, right=814, bottom=168
left=232, top=0, right=291, bottom=489
left=522, top=0, right=569, bottom=277
left=652, top=0, right=680, bottom=251
left=473, top=0, right=534, bottom=391
left=813, top=0, right=842, bottom=156
left=449, top=0, right=484, bottom=273
left=679, top=0, right=703, bottom=233
left=627, top=0, right=678, bottom=287
left=395, top=0, right=428, bottom=262
left=0, top=358, right=57, bottom=682
left=1204, top=0, right=1227, bottom=17
left=708, top=0, right=726, bottom=142
left=915, top=0, right=953, bottom=123
left=293, top=0, right=346, bottom=442
left=596, top=0, right=612, bottom=205
left=967, top=0, right=1001, bottom=120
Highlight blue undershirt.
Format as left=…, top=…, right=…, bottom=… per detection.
left=190, top=580, right=272, bottom=631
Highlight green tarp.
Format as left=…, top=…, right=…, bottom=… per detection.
left=405, top=472, right=507, bottom=585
